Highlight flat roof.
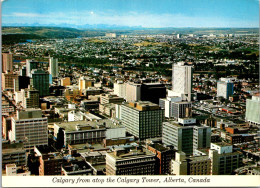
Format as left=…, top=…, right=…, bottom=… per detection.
left=70, top=143, right=107, bottom=153
left=188, top=156, right=210, bottom=162
left=55, top=119, right=123, bottom=132
left=108, top=148, right=155, bottom=160
left=2, top=146, right=26, bottom=154
left=164, top=121, right=194, bottom=128
left=149, top=143, right=169, bottom=152
left=212, top=142, right=232, bottom=147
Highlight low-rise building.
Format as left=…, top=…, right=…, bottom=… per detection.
left=209, top=143, right=243, bottom=175
left=146, top=143, right=175, bottom=175
left=2, top=142, right=26, bottom=169
left=171, top=152, right=211, bottom=175
left=106, top=148, right=156, bottom=175
left=35, top=146, right=64, bottom=176
left=5, top=164, right=30, bottom=176
left=54, top=119, right=125, bottom=146
left=62, top=160, right=93, bottom=176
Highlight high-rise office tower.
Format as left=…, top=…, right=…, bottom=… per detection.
left=172, top=101, right=192, bottom=119
left=172, top=62, right=193, bottom=102
left=2, top=53, right=13, bottom=73
left=193, top=126, right=211, bottom=151
left=20, top=66, right=27, bottom=76
left=162, top=121, right=194, bottom=155
left=13, top=76, right=30, bottom=92
left=162, top=119, right=210, bottom=156
left=1, top=72, right=18, bottom=90
left=31, top=69, right=50, bottom=97
left=113, top=80, right=126, bottom=98
left=121, top=101, right=164, bottom=139
left=125, top=82, right=141, bottom=102
left=49, top=57, right=59, bottom=78
left=159, top=97, right=192, bottom=119
left=9, top=109, right=48, bottom=149
left=245, top=96, right=260, bottom=125
left=15, top=85, right=39, bottom=108
left=171, top=151, right=211, bottom=175
left=141, top=83, right=166, bottom=104
left=217, top=78, right=234, bottom=99
left=78, top=77, right=95, bottom=92
left=26, top=59, right=39, bottom=77
left=61, top=77, right=71, bottom=86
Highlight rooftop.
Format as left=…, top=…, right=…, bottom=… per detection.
left=164, top=121, right=194, bottom=128
left=126, top=101, right=160, bottom=111
left=108, top=148, right=155, bottom=160
left=69, top=143, right=107, bottom=153
left=148, top=143, right=170, bottom=152
left=212, top=142, right=232, bottom=147
left=55, top=119, right=122, bottom=132
left=188, top=155, right=210, bottom=163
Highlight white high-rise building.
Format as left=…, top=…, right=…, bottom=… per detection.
left=113, top=80, right=126, bottom=98
left=125, top=82, right=141, bottom=102
left=245, top=96, right=260, bottom=125
left=159, top=96, right=182, bottom=118
left=49, top=57, right=59, bottom=78
left=172, top=62, right=193, bottom=102
left=217, top=78, right=234, bottom=99
left=78, top=77, right=95, bottom=92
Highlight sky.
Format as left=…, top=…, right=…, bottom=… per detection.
left=1, top=0, right=259, bottom=28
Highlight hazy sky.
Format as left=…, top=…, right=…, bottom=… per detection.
left=2, top=0, right=259, bottom=28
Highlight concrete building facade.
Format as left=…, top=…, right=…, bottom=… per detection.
left=245, top=96, right=260, bottom=125
left=49, top=57, right=59, bottom=78
left=9, top=109, right=48, bottom=149
left=2, top=53, right=13, bottom=73
left=121, top=101, right=164, bottom=139
left=172, top=62, right=193, bottom=102
left=1, top=72, right=18, bottom=90
left=61, top=77, right=71, bottom=86
left=125, top=82, right=141, bottom=102
left=217, top=78, right=234, bottom=99
left=106, top=148, right=156, bottom=175
left=162, top=121, right=194, bottom=155
left=31, top=69, right=50, bottom=97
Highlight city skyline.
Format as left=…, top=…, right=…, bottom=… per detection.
left=2, top=0, right=259, bottom=28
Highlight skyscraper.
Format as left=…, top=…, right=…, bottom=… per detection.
left=61, top=77, right=71, bottom=86
left=172, top=62, right=193, bottom=102
left=113, top=80, right=126, bottom=98
left=31, top=69, right=50, bottom=97
left=78, top=77, right=95, bottom=92
left=245, top=96, right=260, bottom=125
left=125, top=82, right=141, bottom=102
left=217, top=78, right=234, bottom=99
left=49, top=57, right=59, bottom=78
left=141, top=83, right=166, bottom=104
left=121, top=101, right=164, bottom=139
left=26, top=59, right=39, bottom=77
left=162, top=121, right=194, bottom=155
left=162, top=120, right=210, bottom=156
left=2, top=53, right=13, bottom=73
left=15, top=85, right=39, bottom=108
left=1, top=72, right=18, bottom=90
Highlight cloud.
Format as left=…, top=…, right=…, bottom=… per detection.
left=3, top=11, right=259, bottom=28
